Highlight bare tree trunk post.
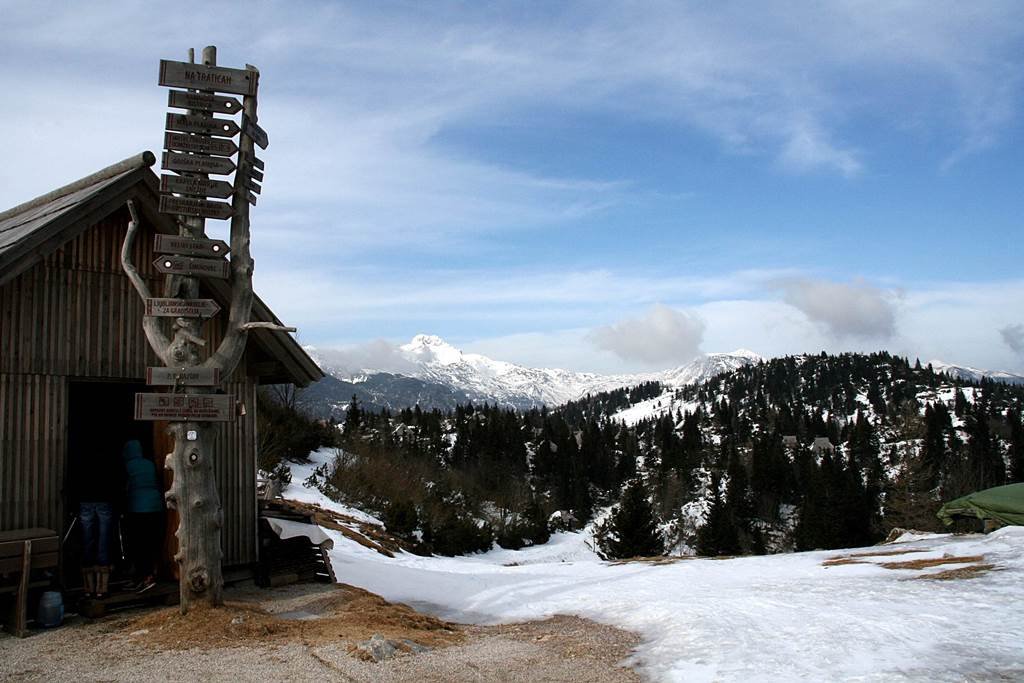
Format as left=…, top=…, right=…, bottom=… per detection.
left=162, top=45, right=224, bottom=612
left=122, top=45, right=264, bottom=614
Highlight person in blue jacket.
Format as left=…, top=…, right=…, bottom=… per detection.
left=122, top=439, right=164, bottom=592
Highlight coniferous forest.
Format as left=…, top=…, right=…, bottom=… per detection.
left=266, top=351, right=1024, bottom=559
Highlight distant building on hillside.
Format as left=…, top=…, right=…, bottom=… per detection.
left=812, top=437, right=835, bottom=455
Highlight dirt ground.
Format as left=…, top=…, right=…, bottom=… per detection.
left=0, top=582, right=642, bottom=682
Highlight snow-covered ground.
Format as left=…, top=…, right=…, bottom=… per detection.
left=284, top=452, right=1024, bottom=681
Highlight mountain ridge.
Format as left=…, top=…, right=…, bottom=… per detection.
left=301, top=335, right=761, bottom=416
left=299, top=335, right=1024, bottom=417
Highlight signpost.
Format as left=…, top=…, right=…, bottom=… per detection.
left=158, top=59, right=257, bottom=96
left=155, top=234, right=230, bottom=257
left=146, top=366, right=222, bottom=386
left=128, top=46, right=280, bottom=613
left=153, top=255, right=231, bottom=279
left=160, top=174, right=234, bottom=199
left=165, top=113, right=240, bottom=138
left=144, top=298, right=221, bottom=318
left=162, top=151, right=236, bottom=175
left=164, top=132, right=238, bottom=157
left=134, top=393, right=235, bottom=421
left=168, top=89, right=241, bottom=114
left=159, top=195, right=233, bottom=220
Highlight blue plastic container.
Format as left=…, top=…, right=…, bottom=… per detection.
left=36, top=591, right=64, bottom=628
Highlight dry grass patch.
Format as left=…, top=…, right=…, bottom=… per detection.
left=610, top=555, right=691, bottom=566
left=822, top=548, right=927, bottom=567
left=880, top=554, right=984, bottom=570
left=913, top=563, right=997, bottom=581
left=122, top=584, right=462, bottom=652
left=277, top=499, right=411, bottom=557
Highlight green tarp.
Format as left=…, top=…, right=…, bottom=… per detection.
left=937, top=482, right=1024, bottom=527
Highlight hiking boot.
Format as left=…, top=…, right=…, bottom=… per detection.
left=96, top=566, right=111, bottom=598
left=81, top=567, right=97, bottom=597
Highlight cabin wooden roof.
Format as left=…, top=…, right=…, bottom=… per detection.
left=0, top=152, right=323, bottom=387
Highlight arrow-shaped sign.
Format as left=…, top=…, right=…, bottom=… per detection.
left=166, top=113, right=240, bottom=138
left=145, top=298, right=222, bottom=317
left=155, top=234, right=230, bottom=258
left=245, top=177, right=261, bottom=195
left=246, top=192, right=257, bottom=206
left=168, top=90, right=242, bottom=115
left=162, top=151, right=236, bottom=176
left=161, top=174, right=234, bottom=199
left=159, top=195, right=234, bottom=220
left=164, top=132, right=237, bottom=157
left=158, top=59, right=257, bottom=96
left=246, top=167, right=264, bottom=182
left=153, top=255, right=230, bottom=279
left=241, top=113, right=269, bottom=150
left=241, top=152, right=264, bottom=171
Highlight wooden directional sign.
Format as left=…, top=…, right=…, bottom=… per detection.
left=155, top=234, right=230, bottom=258
left=246, top=167, right=264, bottom=182
left=147, top=366, right=222, bottom=386
left=145, top=298, right=221, bottom=318
left=160, top=174, right=234, bottom=199
left=168, top=89, right=241, bottom=114
left=241, top=152, right=264, bottom=171
left=159, top=59, right=257, bottom=96
left=159, top=195, right=234, bottom=221
left=245, top=177, right=261, bottom=195
left=247, top=192, right=257, bottom=206
left=164, top=132, right=238, bottom=157
left=153, top=255, right=231, bottom=279
left=135, top=392, right=235, bottom=422
left=163, top=151, right=236, bottom=176
left=240, top=113, right=269, bottom=150
left=166, top=113, right=240, bottom=138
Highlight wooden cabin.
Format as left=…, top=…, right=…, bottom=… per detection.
left=0, top=152, right=323, bottom=583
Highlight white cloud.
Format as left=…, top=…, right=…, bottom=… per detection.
left=307, top=339, right=418, bottom=378
left=588, top=305, right=705, bottom=367
left=778, top=278, right=897, bottom=340
left=999, top=324, right=1024, bottom=356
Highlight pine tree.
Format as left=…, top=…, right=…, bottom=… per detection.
left=598, top=479, right=664, bottom=559
left=342, top=395, right=362, bottom=438
left=697, top=475, right=740, bottom=556
left=1008, top=407, right=1024, bottom=483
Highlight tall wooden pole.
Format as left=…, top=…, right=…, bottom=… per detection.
left=163, top=45, right=224, bottom=611
left=121, top=45, right=270, bottom=613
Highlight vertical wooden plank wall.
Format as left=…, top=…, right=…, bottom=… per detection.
left=0, top=210, right=258, bottom=566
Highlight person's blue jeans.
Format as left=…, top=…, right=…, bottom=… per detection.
left=79, top=502, right=114, bottom=566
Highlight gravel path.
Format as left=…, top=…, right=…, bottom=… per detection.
left=0, top=584, right=641, bottom=682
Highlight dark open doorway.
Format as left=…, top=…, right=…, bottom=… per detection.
left=63, top=380, right=156, bottom=591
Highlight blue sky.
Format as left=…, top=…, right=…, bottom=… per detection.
left=3, top=1, right=1024, bottom=373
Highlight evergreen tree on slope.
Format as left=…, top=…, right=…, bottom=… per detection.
left=598, top=479, right=664, bottom=559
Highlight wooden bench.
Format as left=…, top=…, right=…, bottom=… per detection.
left=0, top=528, right=59, bottom=637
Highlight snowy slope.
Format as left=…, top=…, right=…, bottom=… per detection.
left=307, top=335, right=761, bottom=411
left=929, top=360, right=1024, bottom=386
left=285, top=454, right=1024, bottom=682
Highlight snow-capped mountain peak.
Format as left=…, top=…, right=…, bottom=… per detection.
left=661, top=349, right=763, bottom=387
left=401, top=334, right=465, bottom=365
left=928, top=360, right=1024, bottom=386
